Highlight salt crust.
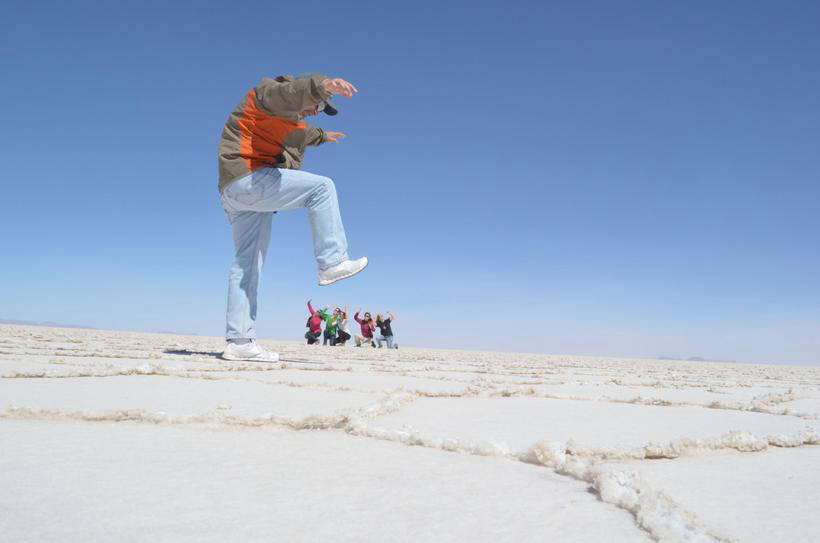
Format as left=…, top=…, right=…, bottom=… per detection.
left=608, top=447, right=820, bottom=542
left=0, top=420, right=651, bottom=543
left=1, top=324, right=819, bottom=542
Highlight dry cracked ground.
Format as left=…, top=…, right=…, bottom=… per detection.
left=1, top=324, right=818, bottom=542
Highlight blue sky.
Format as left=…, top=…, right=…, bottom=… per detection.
left=1, top=1, right=818, bottom=364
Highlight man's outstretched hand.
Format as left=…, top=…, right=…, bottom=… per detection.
left=323, top=78, right=358, bottom=97
left=325, top=131, right=347, bottom=143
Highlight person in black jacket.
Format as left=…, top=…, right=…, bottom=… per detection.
left=374, top=312, right=397, bottom=349
left=336, top=307, right=351, bottom=346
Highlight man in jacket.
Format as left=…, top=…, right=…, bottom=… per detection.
left=219, top=74, right=368, bottom=362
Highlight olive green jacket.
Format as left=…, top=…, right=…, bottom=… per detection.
left=217, top=74, right=330, bottom=192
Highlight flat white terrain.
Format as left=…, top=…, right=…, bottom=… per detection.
left=1, top=325, right=818, bottom=542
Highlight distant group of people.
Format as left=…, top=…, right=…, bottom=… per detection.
left=306, top=300, right=397, bottom=348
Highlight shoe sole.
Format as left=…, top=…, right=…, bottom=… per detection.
left=318, top=259, right=368, bottom=286
left=220, top=354, right=280, bottom=363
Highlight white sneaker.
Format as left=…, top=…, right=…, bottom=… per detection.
left=318, top=257, right=368, bottom=286
left=221, top=340, right=280, bottom=362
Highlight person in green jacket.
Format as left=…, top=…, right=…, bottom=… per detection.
left=323, top=308, right=342, bottom=346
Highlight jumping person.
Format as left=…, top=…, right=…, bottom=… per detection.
left=354, top=309, right=376, bottom=347
left=305, top=299, right=325, bottom=345
left=375, top=312, right=397, bottom=349
left=219, top=74, right=368, bottom=362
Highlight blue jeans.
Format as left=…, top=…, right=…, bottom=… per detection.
left=376, top=334, right=394, bottom=349
left=221, top=168, right=349, bottom=339
left=323, top=330, right=337, bottom=346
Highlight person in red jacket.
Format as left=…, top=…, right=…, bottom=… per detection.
left=353, top=309, right=376, bottom=347
left=305, top=299, right=326, bottom=345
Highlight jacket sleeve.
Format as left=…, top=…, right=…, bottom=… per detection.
left=354, top=312, right=362, bottom=324
left=256, top=75, right=329, bottom=116
left=308, top=301, right=315, bottom=315
left=304, top=125, right=327, bottom=147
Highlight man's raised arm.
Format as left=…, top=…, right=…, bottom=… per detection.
left=256, top=75, right=358, bottom=117
left=256, top=75, right=328, bottom=116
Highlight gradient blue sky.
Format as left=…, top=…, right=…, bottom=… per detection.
left=1, top=1, right=818, bottom=364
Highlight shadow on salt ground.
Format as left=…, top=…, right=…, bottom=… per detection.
left=163, top=349, right=222, bottom=357
left=162, top=349, right=326, bottom=365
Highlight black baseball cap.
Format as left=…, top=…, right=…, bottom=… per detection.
left=296, top=73, right=338, bottom=116
left=318, top=99, right=338, bottom=116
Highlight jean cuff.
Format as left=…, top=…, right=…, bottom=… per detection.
left=225, top=333, right=255, bottom=341
left=318, top=254, right=350, bottom=272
